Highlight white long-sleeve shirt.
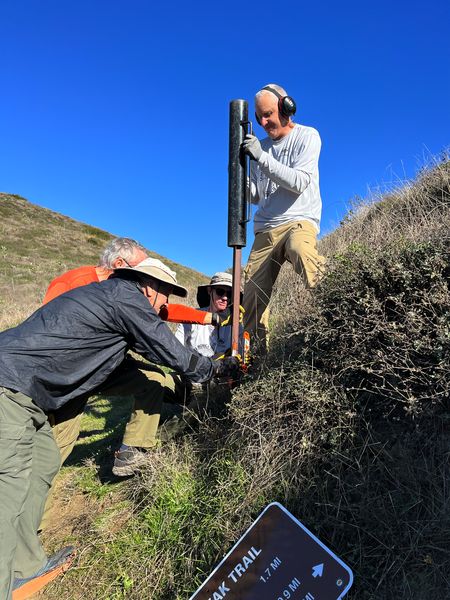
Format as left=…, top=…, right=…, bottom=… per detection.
left=251, top=123, right=322, bottom=234
left=175, top=307, right=243, bottom=357
left=175, top=307, right=232, bottom=357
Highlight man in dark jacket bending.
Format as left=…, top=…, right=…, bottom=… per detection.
left=0, top=258, right=237, bottom=600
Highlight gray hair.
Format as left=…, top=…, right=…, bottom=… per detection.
left=99, top=237, right=148, bottom=269
left=255, top=83, right=289, bottom=103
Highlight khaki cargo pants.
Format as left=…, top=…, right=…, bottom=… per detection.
left=243, top=220, right=325, bottom=346
left=40, top=357, right=187, bottom=531
left=0, top=386, right=61, bottom=599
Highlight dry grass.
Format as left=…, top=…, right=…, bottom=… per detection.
left=0, top=193, right=208, bottom=329
left=323, top=156, right=450, bottom=255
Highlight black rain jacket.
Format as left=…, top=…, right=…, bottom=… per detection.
left=0, top=277, right=215, bottom=411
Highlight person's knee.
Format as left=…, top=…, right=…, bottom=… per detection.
left=286, top=229, right=317, bottom=259
left=135, top=365, right=167, bottom=387
left=286, top=224, right=322, bottom=267
left=52, top=421, right=80, bottom=452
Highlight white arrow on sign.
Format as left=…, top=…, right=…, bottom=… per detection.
left=312, top=563, right=324, bottom=578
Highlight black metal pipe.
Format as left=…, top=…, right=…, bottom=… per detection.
left=227, top=99, right=248, bottom=248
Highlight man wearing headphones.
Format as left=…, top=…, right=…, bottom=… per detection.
left=242, top=83, right=325, bottom=347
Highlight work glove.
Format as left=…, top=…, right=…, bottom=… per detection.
left=242, top=134, right=263, bottom=161
left=214, top=332, right=252, bottom=371
left=211, top=306, right=245, bottom=327
left=213, top=355, right=242, bottom=379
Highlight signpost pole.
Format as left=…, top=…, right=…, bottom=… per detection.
left=227, top=99, right=248, bottom=356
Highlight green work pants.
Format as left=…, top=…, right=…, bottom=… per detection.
left=0, top=386, right=61, bottom=599
left=40, top=357, right=187, bottom=531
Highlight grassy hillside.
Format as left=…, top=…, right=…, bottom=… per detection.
left=2, top=160, right=450, bottom=599
left=0, top=193, right=208, bottom=329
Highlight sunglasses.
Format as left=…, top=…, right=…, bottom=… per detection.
left=212, top=287, right=232, bottom=299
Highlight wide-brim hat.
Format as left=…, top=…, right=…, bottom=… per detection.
left=197, top=272, right=242, bottom=307
left=115, top=257, right=188, bottom=298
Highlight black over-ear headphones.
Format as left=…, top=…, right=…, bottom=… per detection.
left=255, top=85, right=297, bottom=125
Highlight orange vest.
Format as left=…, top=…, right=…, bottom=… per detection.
left=43, top=266, right=99, bottom=304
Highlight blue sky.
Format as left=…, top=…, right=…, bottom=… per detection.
left=1, top=0, right=449, bottom=275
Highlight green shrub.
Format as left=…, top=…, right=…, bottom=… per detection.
left=288, top=239, right=450, bottom=420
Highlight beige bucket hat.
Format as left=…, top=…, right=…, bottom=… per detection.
left=197, top=272, right=242, bottom=307
left=115, top=257, right=188, bottom=298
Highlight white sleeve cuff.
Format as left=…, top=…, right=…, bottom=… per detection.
left=257, top=150, right=269, bottom=166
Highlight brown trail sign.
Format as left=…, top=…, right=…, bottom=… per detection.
left=189, top=503, right=353, bottom=600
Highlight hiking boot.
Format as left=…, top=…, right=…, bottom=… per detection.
left=112, top=445, right=149, bottom=477
left=12, top=546, right=76, bottom=600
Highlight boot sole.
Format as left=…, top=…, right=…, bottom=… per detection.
left=12, top=552, right=76, bottom=600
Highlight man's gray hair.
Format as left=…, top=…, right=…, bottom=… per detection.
left=255, top=83, right=289, bottom=103
left=99, top=237, right=148, bottom=269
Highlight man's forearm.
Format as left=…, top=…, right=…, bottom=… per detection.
left=160, top=304, right=212, bottom=325
left=258, top=151, right=312, bottom=195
